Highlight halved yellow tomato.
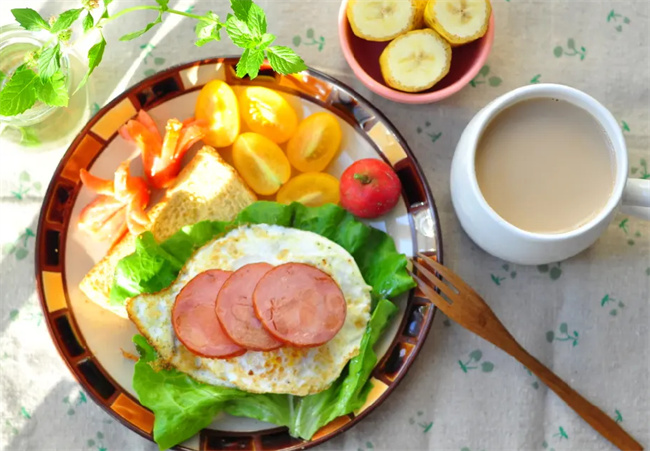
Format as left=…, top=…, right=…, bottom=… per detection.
left=287, top=112, right=342, bottom=173
left=195, top=80, right=239, bottom=147
left=276, top=172, right=340, bottom=207
left=232, top=133, right=291, bottom=195
left=238, top=86, right=298, bottom=143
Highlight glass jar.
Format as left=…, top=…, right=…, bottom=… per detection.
left=0, top=23, right=90, bottom=150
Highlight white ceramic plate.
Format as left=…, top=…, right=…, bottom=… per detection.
left=36, top=58, right=442, bottom=451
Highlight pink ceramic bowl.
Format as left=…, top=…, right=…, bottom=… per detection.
left=338, top=0, right=495, bottom=104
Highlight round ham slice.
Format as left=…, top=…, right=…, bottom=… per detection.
left=215, top=263, right=283, bottom=351
left=253, top=263, right=347, bottom=348
left=172, top=269, right=245, bottom=359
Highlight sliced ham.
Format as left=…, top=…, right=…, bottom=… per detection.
left=253, top=263, right=347, bottom=348
left=215, top=263, right=283, bottom=352
left=172, top=270, right=245, bottom=359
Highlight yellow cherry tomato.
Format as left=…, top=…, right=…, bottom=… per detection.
left=195, top=80, right=240, bottom=148
left=238, top=86, right=298, bottom=143
left=276, top=173, right=340, bottom=207
left=232, top=133, right=291, bottom=195
left=287, top=112, right=342, bottom=173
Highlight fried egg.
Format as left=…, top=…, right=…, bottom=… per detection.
left=127, top=224, right=372, bottom=395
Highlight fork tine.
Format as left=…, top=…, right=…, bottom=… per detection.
left=416, top=253, right=438, bottom=265
left=418, top=253, right=487, bottom=301
left=417, top=253, right=452, bottom=279
left=417, top=253, right=464, bottom=292
left=411, top=259, right=460, bottom=303
left=407, top=270, right=453, bottom=316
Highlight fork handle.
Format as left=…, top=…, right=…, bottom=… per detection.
left=513, top=346, right=643, bottom=450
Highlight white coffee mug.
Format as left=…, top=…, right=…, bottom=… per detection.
left=450, top=84, right=650, bottom=265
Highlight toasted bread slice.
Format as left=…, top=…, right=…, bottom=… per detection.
left=79, top=146, right=257, bottom=318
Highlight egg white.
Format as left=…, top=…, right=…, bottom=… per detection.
left=127, top=224, right=372, bottom=396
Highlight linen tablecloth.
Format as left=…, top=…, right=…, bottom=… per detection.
left=1, top=1, right=648, bottom=450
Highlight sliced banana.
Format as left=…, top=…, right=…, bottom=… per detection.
left=424, top=0, right=491, bottom=45
left=347, top=0, right=425, bottom=42
left=379, top=28, right=451, bottom=92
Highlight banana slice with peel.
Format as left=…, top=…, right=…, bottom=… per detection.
left=347, top=0, right=426, bottom=42
left=424, top=0, right=491, bottom=45
left=379, top=28, right=451, bottom=92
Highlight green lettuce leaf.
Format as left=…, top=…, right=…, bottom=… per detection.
left=109, top=233, right=183, bottom=305
left=132, top=336, right=247, bottom=450
left=120, top=202, right=414, bottom=448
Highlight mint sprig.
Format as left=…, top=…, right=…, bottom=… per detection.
left=0, top=0, right=306, bottom=118
left=225, top=0, right=306, bottom=77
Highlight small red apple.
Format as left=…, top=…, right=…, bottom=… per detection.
left=339, top=158, right=402, bottom=218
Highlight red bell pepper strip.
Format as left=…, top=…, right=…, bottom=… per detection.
left=119, top=111, right=207, bottom=189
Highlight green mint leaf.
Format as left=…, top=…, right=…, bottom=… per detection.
left=120, top=12, right=163, bottom=41
left=155, top=0, right=169, bottom=10
left=76, top=35, right=105, bottom=92
left=82, top=13, right=94, bottom=33
left=11, top=8, right=50, bottom=31
left=266, top=46, right=307, bottom=75
left=229, top=0, right=265, bottom=37
left=225, top=15, right=254, bottom=48
left=236, top=48, right=264, bottom=79
left=100, top=1, right=111, bottom=20
left=195, top=12, right=221, bottom=47
left=0, top=68, right=39, bottom=116
left=230, top=0, right=253, bottom=21
left=37, top=43, right=61, bottom=79
left=245, top=49, right=265, bottom=78
left=236, top=49, right=251, bottom=78
left=259, top=33, right=275, bottom=49
left=36, top=71, right=68, bottom=107
left=50, top=8, right=84, bottom=33
left=0, top=71, right=6, bottom=85
left=246, top=3, right=267, bottom=36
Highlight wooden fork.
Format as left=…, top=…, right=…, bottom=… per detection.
left=410, top=253, right=643, bottom=451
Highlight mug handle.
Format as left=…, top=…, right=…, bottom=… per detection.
left=622, top=178, right=650, bottom=220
